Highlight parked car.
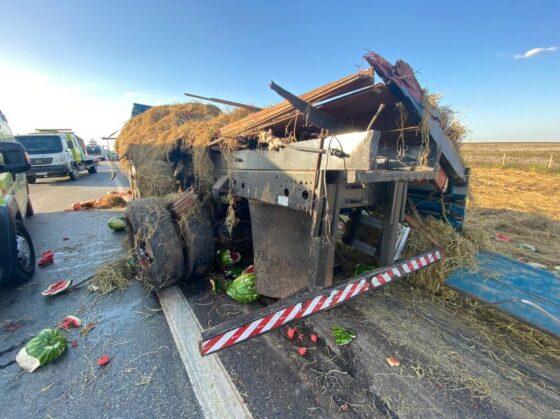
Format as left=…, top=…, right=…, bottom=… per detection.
left=107, top=150, right=118, bottom=161
left=15, top=129, right=97, bottom=183
left=0, top=111, right=36, bottom=284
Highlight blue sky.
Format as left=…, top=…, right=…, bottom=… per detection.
left=0, top=0, right=558, bottom=141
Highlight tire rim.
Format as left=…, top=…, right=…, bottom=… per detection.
left=16, top=234, right=32, bottom=269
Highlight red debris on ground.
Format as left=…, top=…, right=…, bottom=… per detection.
left=62, top=237, right=69, bottom=241
left=297, top=347, right=307, bottom=356
left=38, top=250, right=54, bottom=267
left=310, top=333, right=318, bottom=343
left=340, top=402, right=349, bottom=411
left=71, top=340, right=78, bottom=349
left=97, top=355, right=110, bottom=366
left=58, top=315, right=81, bottom=330
left=386, top=356, right=400, bottom=367
left=496, top=232, right=512, bottom=242
left=286, top=327, right=297, bottom=340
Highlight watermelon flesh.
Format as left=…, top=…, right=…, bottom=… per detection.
left=16, top=328, right=67, bottom=372
left=218, top=249, right=241, bottom=267
left=38, top=250, right=54, bottom=267
left=58, top=315, right=81, bottom=330
left=41, top=279, right=72, bottom=296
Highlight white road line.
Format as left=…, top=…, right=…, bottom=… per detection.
left=158, top=286, right=252, bottom=419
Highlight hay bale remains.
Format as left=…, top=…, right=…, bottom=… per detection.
left=91, top=255, right=136, bottom=294
left=116, top=103, right=252, bottom=192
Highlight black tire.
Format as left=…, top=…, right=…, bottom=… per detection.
left=125, top=198, right=184, bottom=291
left=27, top=176, right=36, bottom=184
left=88, top=165, right=97, bottom=174
left=25, top=198, right=34, bottom=217
left=177, top=200, right=215, bottom=281
left=11, top=220, right=35, bottom=284
left=69, top=164, right=80, bottom=180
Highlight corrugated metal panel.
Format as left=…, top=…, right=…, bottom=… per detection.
left=446, top=252, right=560, bottom=338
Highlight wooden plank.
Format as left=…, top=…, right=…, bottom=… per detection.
left=158, top=286, right=252, bottom=418
left=220, top=69, right=374, bottom=138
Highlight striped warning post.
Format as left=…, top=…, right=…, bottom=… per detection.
left=200, top=249, right=442, bottom=356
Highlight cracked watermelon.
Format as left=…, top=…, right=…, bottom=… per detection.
left=218, top=249, right=241, bottom=267
left=16, top=329, right=67, bottom=372
left=226, top=272, right=259, bottom=303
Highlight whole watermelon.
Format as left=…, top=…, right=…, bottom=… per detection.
left=226, top=272, right=259, bottom=303
left=16, top=328, right=67, bottom=372
left=108, top=216, right=126, bottom=231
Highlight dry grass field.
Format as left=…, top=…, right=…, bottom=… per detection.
left=462, top=142, right=560, bottom=172
left=464, top=142, right=560, bottom=268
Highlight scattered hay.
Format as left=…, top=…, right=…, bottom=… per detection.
left=91, top=256, right=136, bottom=294
left=94, top=191, right=129, bottom=209
left=424, top=91, right=469, bottom=150
left=405, top=217, right=487, bottom=296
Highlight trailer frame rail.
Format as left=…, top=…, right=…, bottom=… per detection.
left=200, top=248, right=443, bottom=356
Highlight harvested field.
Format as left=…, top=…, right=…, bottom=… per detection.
left=466, top=165, right=560, bottom=268
left=462, top=142, right=560, bottom=172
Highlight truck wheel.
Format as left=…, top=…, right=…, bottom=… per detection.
left=125, top=198, right=185, bottom=291
left=88, top=165, right=97, bottom=174
left=69, top=165, right=80, bottom=181
left=177, top=200, right=215, bottom=281
left=27, top=176, right=37, bottom=184
left=12, top=220, right=36, bottom=284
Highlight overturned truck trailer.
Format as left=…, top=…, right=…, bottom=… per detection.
left=124, top=52, right=468, bottom=356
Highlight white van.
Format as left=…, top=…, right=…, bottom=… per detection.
left=15, top=129, right=97, bottom=183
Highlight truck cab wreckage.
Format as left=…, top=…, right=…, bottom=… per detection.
left=124, top=52, right=469, bottom=355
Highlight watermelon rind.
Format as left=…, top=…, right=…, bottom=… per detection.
left=226, top=272, right=259, bottom=303
left=108, top=216, right=126, bottom=231
left=41, top=280, right=73, bottom=296
left=16, top=329, right=67, bottom=372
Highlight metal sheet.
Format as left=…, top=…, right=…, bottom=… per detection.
left=446, top=252, right=560, bottom=338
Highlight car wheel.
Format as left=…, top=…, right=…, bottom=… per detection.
left=88, top=165, right=97, bottom=174
left=69, top=165, right=80, bottom=180
left=27, top=176, right=37, bottom=184
left=12, top=219, right=36, bottom=283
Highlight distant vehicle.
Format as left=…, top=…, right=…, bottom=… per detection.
left=0, top=111, right=36, bottom=284
left=15, top=129, right=97, bottom=183
left=86, top=143, right=105, bottom=161
left=107, top=151, right=118, bottom=161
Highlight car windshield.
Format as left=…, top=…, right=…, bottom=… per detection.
left=86, top=145, right=102, bottom=154
left=15, top=135, right=63, bottom=155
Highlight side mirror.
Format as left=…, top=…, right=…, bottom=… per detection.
left=0, top=142, right=31, bottom=174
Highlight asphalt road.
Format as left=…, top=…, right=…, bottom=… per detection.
left=0, top=162, right=203, bottom=418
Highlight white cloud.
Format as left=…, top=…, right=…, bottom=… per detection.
left=514, top=46, right=558, bottom=59
left=0, top=63, right=179, bottom=141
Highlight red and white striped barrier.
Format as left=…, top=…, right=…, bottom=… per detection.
left=200, top=249, right=442, bottom=356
